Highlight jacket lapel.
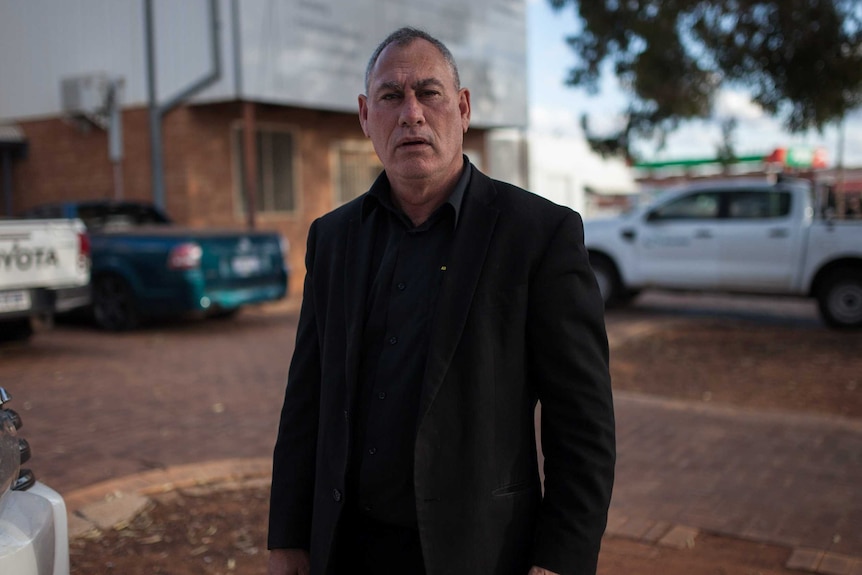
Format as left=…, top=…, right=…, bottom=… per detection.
left=344, top=209, right=375, bottom=404
left=419, top=171, right=499, bottom=419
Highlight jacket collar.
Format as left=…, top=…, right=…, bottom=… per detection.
left=360, top=155, right=471, bottom=229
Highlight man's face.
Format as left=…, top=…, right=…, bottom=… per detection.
left=358, top=39, right=471, bottom=192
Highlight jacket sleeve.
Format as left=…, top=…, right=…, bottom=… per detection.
left=268, top=221, right=322, bottom=550
left=528, top=210, right=616, bottom=575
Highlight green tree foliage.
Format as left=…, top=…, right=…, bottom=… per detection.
left=550, top=0, right=862, bottom=157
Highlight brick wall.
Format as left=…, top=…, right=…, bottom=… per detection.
left=10, top=102, right=489, bottom=297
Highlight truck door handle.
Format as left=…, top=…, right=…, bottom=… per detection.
left=768, top=228, right=789, bottom=238
left=621, top=228, right=636, bottom=243
left=694, top=230, right=712, bottom=239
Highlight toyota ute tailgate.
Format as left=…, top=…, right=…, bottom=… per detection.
left=194, top=231, right=288, bottom=310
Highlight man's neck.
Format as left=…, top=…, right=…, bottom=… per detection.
left=388, top=159, right=466, bottom=227
left=390, top=174, right=458, bottom=227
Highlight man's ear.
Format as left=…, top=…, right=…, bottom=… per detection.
left=358, top=94, right=370, bottom=137
left=459, top=88, right=471, bottom=133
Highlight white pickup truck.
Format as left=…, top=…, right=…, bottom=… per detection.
left=583, top=176, right=862, bottom=328
left=0, top=219, right=91, bottom=340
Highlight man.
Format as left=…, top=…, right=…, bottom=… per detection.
left=268, top=27, right=615, bottom=575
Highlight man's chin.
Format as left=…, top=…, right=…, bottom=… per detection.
left=393, top=146, right=434, bottom=162
left=389, top=159, right=438, bottom=181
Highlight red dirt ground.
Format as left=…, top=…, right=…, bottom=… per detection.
left=69, top=315, right=862, bottom=574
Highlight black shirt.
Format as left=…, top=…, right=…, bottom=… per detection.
left=350, top=158, right=470, bottom=526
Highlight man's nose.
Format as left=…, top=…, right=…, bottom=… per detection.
left=399, top=94, right=425, bottom=126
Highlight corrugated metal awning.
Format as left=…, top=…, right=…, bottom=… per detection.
left=0, top=125, right=27, bottom=160
left=0, top=124, right=25, bottom=144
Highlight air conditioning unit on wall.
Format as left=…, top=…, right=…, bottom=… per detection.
left=61, top=73, right=110, bottom=117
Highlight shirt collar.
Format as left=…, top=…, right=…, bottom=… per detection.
left=361, top=155, right=471, bottom=228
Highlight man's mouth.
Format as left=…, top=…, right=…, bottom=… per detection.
left=398, top=138, right=430, bottom=149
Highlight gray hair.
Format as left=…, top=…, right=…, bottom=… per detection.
left=364, top=27, right=461, bottom=93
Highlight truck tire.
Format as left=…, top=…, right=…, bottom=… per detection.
left=209, top=307, right=240, bottom=320
left=0, top=318, right=33, bottom=342
left=589, top=254, right=626, bottom=308
left=817, top=270, right=862, bottom=329
left=93, top=274, right=139, bottom=331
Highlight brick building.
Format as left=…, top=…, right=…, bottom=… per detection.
left=0, top=0, right=527, bottom=295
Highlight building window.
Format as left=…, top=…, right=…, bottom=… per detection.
left=334, top=141, right=382, bottom=205
left=233, top=125, right=297, bottom=214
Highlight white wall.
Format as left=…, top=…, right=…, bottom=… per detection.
left=488, top=130, right=636, bottom=217
left=0, top=0, right=228, bottom=118
left=0, top=0, right=527, bottom=128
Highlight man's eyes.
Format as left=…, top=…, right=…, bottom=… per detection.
left=379, top=90, right=440, bottom=101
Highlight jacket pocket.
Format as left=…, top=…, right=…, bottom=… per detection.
left=491, top=480, right=538, bottom=498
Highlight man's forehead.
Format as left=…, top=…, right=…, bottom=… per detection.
left=370, top=40, right=452, bottom=84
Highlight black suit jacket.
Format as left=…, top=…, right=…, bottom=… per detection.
left=269, top=166, right=615, bottom=575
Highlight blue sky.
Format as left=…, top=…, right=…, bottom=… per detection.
left=526, top=0, right=862, bottom=167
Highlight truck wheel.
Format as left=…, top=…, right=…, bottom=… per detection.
left=589, top=254, right=624, bottom=308
left=0, top=318, right=33, bottom=342
left=208, top=306, right=240, bottom=320
left=93, top=275, right=139, bottom=331
left=817, top=270, right=862, bottom=329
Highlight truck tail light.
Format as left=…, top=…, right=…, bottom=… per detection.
left=167, top=242, right=202, bottom=270
left=78, top=232, right=91, bottom=257
left=78, top=232, right=91, bottom=270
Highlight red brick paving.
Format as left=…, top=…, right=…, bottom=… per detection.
left=1, top=302, right=298, bottom=494
left=3, top=295, right=861, bottom=569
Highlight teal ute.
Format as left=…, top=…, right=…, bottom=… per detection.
left=22, top=201, right=288, bottom=330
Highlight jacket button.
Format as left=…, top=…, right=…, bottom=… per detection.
left=332, top=489, right=342, bottom=502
